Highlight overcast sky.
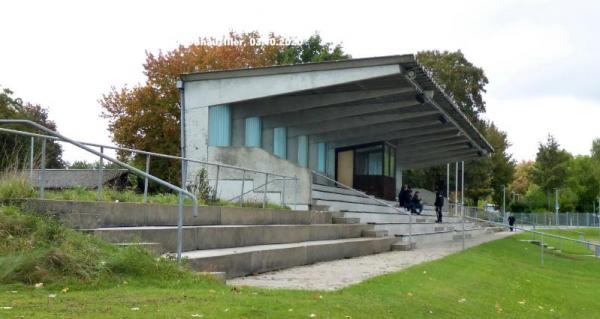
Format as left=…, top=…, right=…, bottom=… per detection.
left=1, top=0, right=599, bottom=163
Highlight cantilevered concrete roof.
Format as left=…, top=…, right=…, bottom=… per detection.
left=181, top=55, right=493, bottom=168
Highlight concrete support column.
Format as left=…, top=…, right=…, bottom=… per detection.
left=395, top=162, right=403, bottom=197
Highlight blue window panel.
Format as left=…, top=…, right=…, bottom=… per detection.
left=297, top=135, right=308, bottom=167
left=317, top=142, right=326, bottom=172
left=245, top=117, right=261, bottom=147
left=368, top=152, right=382, bottom=175
left=208, top=105, right=231, bottom=146
left=273, top=127, right=287, bottom=159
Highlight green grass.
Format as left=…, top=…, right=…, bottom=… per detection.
left=0, top=205, right=208, bottom=287
left=1, top=218, right=599, bottom=318
left=0, top=175, right=290, bottom=210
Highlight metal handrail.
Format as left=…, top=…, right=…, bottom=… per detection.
left=0, top=119, right=198, bottom=262
left=0, top=126, right=299, bottom=208
left=226, top=176, right=292, bottom=203
left=0, top=127, right=296, bottom=179
left=311, top=170, right=414, bottom=244
left=466, top=215, right=599, bottom=247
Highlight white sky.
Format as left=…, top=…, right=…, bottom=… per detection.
left=1, top=0, right=599, bottom=163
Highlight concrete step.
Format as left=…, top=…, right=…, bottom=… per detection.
left=395, top=227, right=486, bottom=246
left=362, top=229, right=389, bottom=237
left=332, top=217, right=361, bottom=224
left=113, top=242, right=164, bottom=255
left=181, top=237, right=397, bottom=278
left=24, top=199, right=333, bottom=228
left=391, top=242, right=416, bottom=251
left=342, top=211, right=462, bottom=224
left=90, top=224, right=374, bottom=252
left=373, top=222, right=477, bottom=236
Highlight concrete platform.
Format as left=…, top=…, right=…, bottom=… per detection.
left=182, top=237, right=397, bottom=278
left=89, top=224, right=375, bottom=251
left=23, top=199, right=333, bottom=228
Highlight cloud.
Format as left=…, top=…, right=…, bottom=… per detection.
left=485, top=95, right=600, bottom=161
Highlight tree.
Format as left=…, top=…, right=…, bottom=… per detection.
left=416, top=50, right=489, bottom=122
left=101, top=32, right=350, bottom=186
left=565, top=156, right=600, bottom=212
left=486, top=123, right=515, bottom=205
left=0, top=87, right=64, bottom=170
left=512, top=161, right=534, bottom=196
left=591, top=138, right=600, bottom=162
left=529, top=135, right=571, bottom=209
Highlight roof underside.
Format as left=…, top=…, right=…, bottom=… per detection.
left=181, top=55, right=493, bottom=169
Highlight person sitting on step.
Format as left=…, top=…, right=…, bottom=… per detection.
left=410, top=191, right=423, bottom=215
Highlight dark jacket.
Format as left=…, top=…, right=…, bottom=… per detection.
left=411, top=194, right=421, bottom=205
left=434, top=192, right=444, bottom=207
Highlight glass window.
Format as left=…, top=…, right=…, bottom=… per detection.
left=244, top=117, right=261, bottom=147
left=297, top=135, right=308, bottom=167
left=354, top=144, right=383, bottom=176
left=317, top=142, right=326, bottom=172
left=208, top=105, right=231, bottom=146
left=273, top=127, right=287, bottom=159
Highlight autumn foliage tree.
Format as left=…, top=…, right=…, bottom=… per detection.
left=100, top=32, right=349, bottom=187
left=0, top=87, right=64, bottom=170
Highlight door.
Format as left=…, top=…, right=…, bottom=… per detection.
left=336, top=150, right=354, bottom=187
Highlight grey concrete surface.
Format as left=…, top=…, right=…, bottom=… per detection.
left=228, top=232, right=516, bottom=290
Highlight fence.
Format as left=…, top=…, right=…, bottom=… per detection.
left=0, top=126, right=299, bottom=209
left=0, top=119, right=198, bottom=262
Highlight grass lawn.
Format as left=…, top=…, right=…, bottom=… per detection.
left=1, top=230, right=599, bottom=318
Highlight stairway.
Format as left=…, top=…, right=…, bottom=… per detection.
left=311, top=184, right=486, bottom=246
left=25, top=199, right=399, bottom=278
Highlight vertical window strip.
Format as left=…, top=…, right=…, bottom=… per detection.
left=244, top=117, right=261, bottom=147
left=273, top=127, right=287, bottom=159
left=208, top=105, right=231, bottom=146
left=297, top=135, right=308, bottom=167
left=317, top=142, right=326, bottom=172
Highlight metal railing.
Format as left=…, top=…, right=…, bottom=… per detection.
left=465, top=215, right=600, bottom=265
left=0, top=119, right=198, bottom=262
left=0, top=126, right=299, bottom=210
left=311, top=170, right=416, bottom=244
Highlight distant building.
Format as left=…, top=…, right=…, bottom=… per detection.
left=179, top=55, right=493, bottom=209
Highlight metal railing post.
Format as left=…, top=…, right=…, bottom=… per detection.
left=214, top=165, right=220, bottom=200
left=39, top=138, right=46, bottom=199
left=97, top=146, right=104, bottom=201
left=461, top=161, right=465, bottom=250
left=293, top=177, right=298, bottom=210
left=263, top=173, right=269, bottom=208
left=29, top=136, right=34, bottom=182
left=143, top=154, right=150, bottom=203
left=540, top=233, right=544, bottom=266
left=239, top=170, right=246, bottom=207
left=281, top=177, right=286, bottom=207
left=454, top=162, right=458, bottom=217
left=176, top=191, right=184, bottom=261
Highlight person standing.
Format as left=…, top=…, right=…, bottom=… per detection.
left=398, top=184, right=408, bottom=209
left=508, top=214, right=516, bottom=232
left=434, top=189, right=444, bottom=223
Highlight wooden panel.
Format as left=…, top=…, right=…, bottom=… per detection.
left=337, top=150, right=354, bottom=187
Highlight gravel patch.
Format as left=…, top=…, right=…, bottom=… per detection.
left=228, top=231, right=517, bottom=291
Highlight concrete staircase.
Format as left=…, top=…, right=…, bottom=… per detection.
left=24, top=199, right=398, bottom=278
left=311, top=184, right=486, bottom=246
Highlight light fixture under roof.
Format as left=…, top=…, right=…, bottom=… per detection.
left=438, top=116, right=448, bottom=124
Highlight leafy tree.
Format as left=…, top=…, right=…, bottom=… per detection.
left=529, top=135, right=571, bottom=209
left=512, top=161, right=534, bottom=196
left=101, top=32, right=349, bottom=186
left=565, top=156, right=600, bottom=212
left=277, top=33, right=350, bottom=64
left=0, top=87, right=64, bottom=170
left=416, top=50, right=489, bottom=122
left=591, top=138, right=600, bottom=162
left=486, top=122, right=516, bottom=205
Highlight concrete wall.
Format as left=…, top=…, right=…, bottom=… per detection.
left=185, top=146, right=312, bottom=207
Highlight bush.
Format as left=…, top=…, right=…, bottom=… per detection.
left=0, top=173, right=35, bottom=200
